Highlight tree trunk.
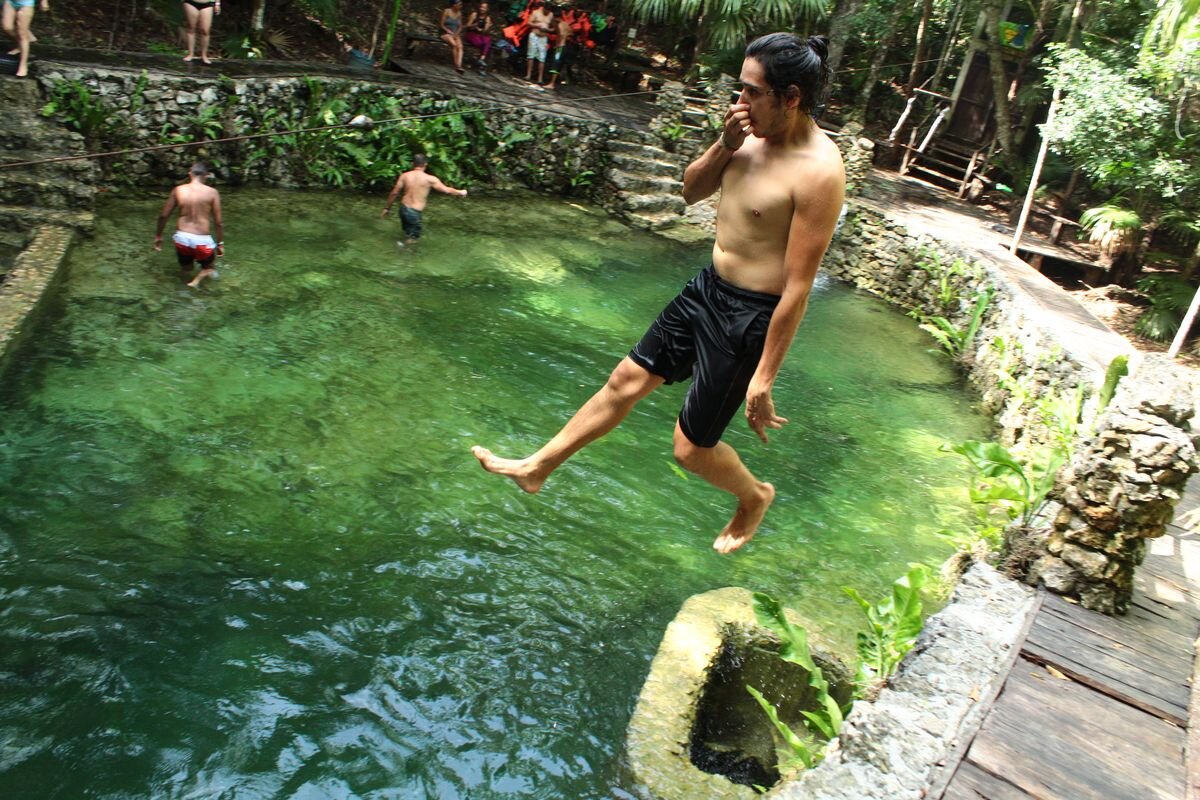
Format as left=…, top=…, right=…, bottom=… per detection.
left=929, top=0, right=965, bottom=91
left=855, top=0, right=909, bottom=119
left=1011, top=0, right=1063, bottom=151
left=380, top=0, right=407, bottom=66
left=905, top=0, right=935, bottom=93
left=825, top=0, right=866, bottom=79
left=251, top=0, right=266, bottom=33
left=982, top=0, right=1015, bottom=159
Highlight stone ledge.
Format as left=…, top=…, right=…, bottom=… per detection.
left=0, top=224, right=76, bottom=380
left=626, top=586, right=849, bottom=800
left=771, top=564, right=1036, bottom=800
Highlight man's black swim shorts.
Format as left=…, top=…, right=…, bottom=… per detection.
left=399, top=205, right=423, bottom=240
left=629, top=265, right=780, bottom=447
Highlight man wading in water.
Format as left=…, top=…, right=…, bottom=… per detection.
left=380, top=154, right=468, bottom=245
left=154, top=162, right=224, bottom=288
left=473, top=33, right=844, bottom=553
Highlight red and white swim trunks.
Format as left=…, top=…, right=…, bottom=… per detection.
left=172, top=230, right=217, bottom=268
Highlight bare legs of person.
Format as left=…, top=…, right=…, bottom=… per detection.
left=472, top=357, right=776, bottom=553
left=672, top=422, right=775, bottom=553
left=442, top=33, right=464, bottom=72
left=2, top=5, right=35, bottom=78
left=183, top=5, right=214, bottom=64
left=186, top=266, right=216, bottom=288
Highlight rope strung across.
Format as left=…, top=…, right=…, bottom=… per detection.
left=1, top=55, right=947, bottom=172
left=0, top=87, right=664, bottom=171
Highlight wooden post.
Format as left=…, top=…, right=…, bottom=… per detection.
left=1011, top=94, right=1058, bottom=256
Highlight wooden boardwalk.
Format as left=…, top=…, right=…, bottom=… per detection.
left=941, top=491, right=1200, bottom=799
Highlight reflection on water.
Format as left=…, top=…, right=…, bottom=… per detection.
left=0, top=190, right=988, bottom=797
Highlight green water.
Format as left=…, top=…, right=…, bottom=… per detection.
left=0, top=190, right=989, bottom=798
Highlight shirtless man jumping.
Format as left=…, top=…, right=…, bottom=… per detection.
left=153, top=162, right=224, bottom=288
left=380, top=154, right=468, bottom=245
left=472, top=34, right=845, bottom=554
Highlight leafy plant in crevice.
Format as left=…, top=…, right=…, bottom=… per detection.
left=745, top=566, right=929, bottom=776
left=1097, top=355, right=1129, bottom=416
left=1134, top=273, right=1195, bottom=342
left=943, top=440, right=1064, bottom=530
left=914, top=287, right=992, bottom=361
left=842, top=565, right=928, bottom=697
left=989, top=336, right=1033, bottom=414
left=40, top=80, right=122, bottom=146
left=746, top=593, right=846, bottom=773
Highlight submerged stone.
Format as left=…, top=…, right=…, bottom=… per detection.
left=626, top=587, right=852, bottom=799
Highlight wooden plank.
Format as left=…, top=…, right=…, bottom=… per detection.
left=1188, top=633, right=1200, bottom=800
left=1022, top=637, right=1190, bottom=725
left=966, top=663, right=1186, bottom=800
left=1040, top=594, right=1195, bottom=664
left=1029, top=605, right=1193, bottom=684
left=928, top=591, right=1044, bottom=800
left=942, top=758, right=1035, bottom=800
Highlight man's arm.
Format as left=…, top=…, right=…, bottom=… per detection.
left=153, top=189, right=178, bottom=251
left=381, top=174, right=405, bottom=217
left=745, top=170, right=845, bottom=443
left=430, top=176, right=468, bottom=197
left=682, top=102, right=749, bottom=204
left=212, top=192, right=224, bottom=255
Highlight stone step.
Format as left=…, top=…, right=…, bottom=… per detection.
left=682, top=107, right=708, bottom=119
left=624, top=208, right=684, bottom=231
left=0, top=204, right=95, bottom=236
left=0, top=170, right=95, bottom=210
left=620, top=192, right=686, bottom=214
left=608, top=170, right=681, bottom=195
left=608, top=138, right=678, bottom=159
left=609, top=153, right=682, bottom=179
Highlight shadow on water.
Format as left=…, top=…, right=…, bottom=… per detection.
left=0, top=189, right=990, bottom=798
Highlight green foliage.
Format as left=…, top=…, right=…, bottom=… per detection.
left=1134, top=274, right=1195, bottom=341
left=40, top=80, right=120, bottom=144
left=236, top=84, right=502, bottom=190
left=1037, top=386, right=1084, bottom=456
left=746, top=567, right=929, bottom=775
left=748, top=592, right=847, bottom=772
left=943, top=440, right=1064, bottom=528
left=1042, top=45, right=1197, bottom=202
left=842, top=565, right=928, bottom=694
left=1098, top=355, right=1129, bottom=414
left=626, top=0, right=829, bottom=51
left=915, top=287, right=992, bottom=360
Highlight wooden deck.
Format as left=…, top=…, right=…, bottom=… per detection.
left=940, top=490, right=1200, bottom=799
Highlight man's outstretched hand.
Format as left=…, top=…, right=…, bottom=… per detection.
left=746, top=382, right=787, bottom=444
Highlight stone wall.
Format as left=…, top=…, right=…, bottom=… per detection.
left=33, top=66, right=619, bottom=204
left=0, top=225, right=76, bottom=380
left=824, top=199, right=1198, bottom=613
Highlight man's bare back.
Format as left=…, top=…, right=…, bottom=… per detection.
left=171, top=182, right=221, bottom=236
left=395, top=169, right=449, bottom=212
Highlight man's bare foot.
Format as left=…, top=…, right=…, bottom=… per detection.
left=471, top=446, right=544, bottom=493
left=201, top=57, right=213, bottom=65
left=7, top=48, right=18, bottom=56
left=712, top=482, right=775, bottom=554
left=16, top=65, right=28, bottom=78
left=183, top=55, right=194, bottom=62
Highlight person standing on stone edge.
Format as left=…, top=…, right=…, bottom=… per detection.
left=2, top=0, right=49, bottom=78
left=154, top=162, right=224, bottom=289
left=380, top=154, right=468, bottom=246
left=472, top=34, right=845, bottom=554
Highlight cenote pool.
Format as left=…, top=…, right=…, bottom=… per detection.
left=0, top=190, right=990, bottom=798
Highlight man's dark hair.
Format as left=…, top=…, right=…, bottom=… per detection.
left=189, top=162, right=209, bottom=177
left=413, top=153, right=429, bottom=167
left=744, top=33, right=830, bottom=115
